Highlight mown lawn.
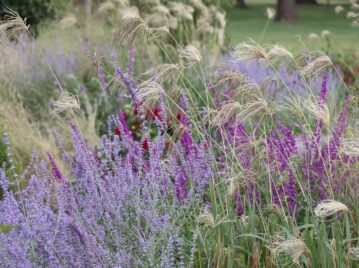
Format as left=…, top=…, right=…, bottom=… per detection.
left=226, top=3, right=358, bottom=52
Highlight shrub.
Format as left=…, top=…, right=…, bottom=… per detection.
left=0, top=0, right=54, bottom=34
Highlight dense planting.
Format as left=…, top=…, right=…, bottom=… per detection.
left=0, top=2, right=359, bottom=267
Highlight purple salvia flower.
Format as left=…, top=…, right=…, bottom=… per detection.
left=285, top=170, right=297, bottom=214
left=175, top=170, right=188, bottom=204
left=234, top=191, right=244, bottom=217
left=114, top=63, right=139, bottom=105
left=46, top=152, right=63, bottom=182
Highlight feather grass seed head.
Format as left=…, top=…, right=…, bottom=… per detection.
left=98, top=1, right=116, bottom=15
left=234, top=41, right=267, bottom=62
left=314, top=200, right=349, bottom=219
left=340, top=138, right=359, bottom=157
left=0, top=8, right=30, bottom=46
left=136, top=81, right=164, bottom=107
left=267, top=45, right=294, bottom=66
left=179, top=45, right=202, bottom=67
left=197, top=207, right=215, bottom=227
left=59, top=15, right=78, bottom=30
left=335, top=5, right=345, bottom=14
left=301, top=55, right=332, bottom=77
left=51, top=91, right=80, bottom=115
left=347, top=11, right=357, bottom=18
left=144, top=63, right=180, bottom=84
left=321, top=30, right=331, bottom=38
left=306, top=97, right=331, bottom=126
left=212, top=101, right=241, bottom=126
left=348, top=247, right=359, bottom=260
left=272, top=237, right=311, bottom=266
left=117, top=6, right=140, bottom=20
left=266, top=7, right=276, bottom=20
left=308, top=33, right=319, bottom=41
left=112, top=17, right=168, bottom=50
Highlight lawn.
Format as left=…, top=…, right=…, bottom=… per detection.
left=226, top=3, right=358, bottom=53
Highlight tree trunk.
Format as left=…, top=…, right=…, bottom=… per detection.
left=235, top=0, right=248, bottom=8
left=276, top=0, right=298, bottom=22
left=296, top=0, right=317, bottom=4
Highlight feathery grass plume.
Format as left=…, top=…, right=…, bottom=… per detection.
left=118, top=6, right=140, bottom=20
left=306, top=97, right=331, bottom=126
left=179, top=45, right=202, bottom=67
left=348, top=247, right=359, bottom=260
left=112, top=17, right=168, bottom=50
left=136, top=81, right=164, bottom=107
left=51, top=91, right=80, bottom=115
left=144, top=64, right=180, bottom=84
left=234, top=41, right=267, bottom=62
left=308, top=33, right=319, bottom=41
left=98, top=1, right=116, bottom=15
left=0, top=8, right=29, bottom=46
left=281, top=96, right=306, bottom=118
left=266, top=7, right=276, bottom=20
left=197, top=208, right=215, bottom=227
left=321, top=30, right=331, bottom=38
left=59, top=15, right=78, bottom=30
left=152, top=5, right=171, bottom=16
left=301, top=55, right=332, bottom=77
left=267, top=45, right=294, bottom=66
left=334, top=5, right=345, bottom=14
left=212, top=101, right=241, bottom=126
left=168, top=2, right=194, bottom=21
left=213, top=96, right=273, bottom=126
left=272, top=237, right=311, bottom=266
left=347, top=11, right=357, bottom=18
left=340, top=138, right=359, bottom=156
left=314, top=200, right=349, bottom=218
left=215, top=72, right=260, bottom=96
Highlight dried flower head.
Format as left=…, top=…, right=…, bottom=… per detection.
left=118, top=6, right=140, bottom=20
left=272, top=237, right=311, bottom=266
left=51, top=90, right=80, bottom=114
left=314, top=200, right=349, bottom=218
left=98, top=1, right=116, bottom=15
left=301, top=55, right=332, bottom=77
left=136, top=81, right=164, bottom=107
left=168, top=2, right=194, bottom=21
left=266, top=7, right=276, bottom=20
left=348, top=247, right=359, bottom=260
left=347, top=11, right=357, bottom=18
left=321, top=30, right=331, bottom=38
left=234, top=41, right=267, bottom=62
left=334, top=5, right=344, bottom=14
left=179, top=45, right=202, bottom=67
left=308, top=33, right=319, bottom=41
left=212, top=101, right=241, bottom=126
left=112, top=17, right=168, bottom=50
left=306, top=97, right=331, bottom=126
left=144, top=63, right=180, bottom=84
left=267, top=45, right=294, bottom=66
left=0, top=8, right=29, bottom=46
left=197, top=208, right=215, bottom=227
left=340, top=138, right=359, bottom=156
left=59, top=15, right=78, bottom=30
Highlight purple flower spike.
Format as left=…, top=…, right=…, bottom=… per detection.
left=46, top=152, right=63, bottom=182
left=175, top=171, right=188, bottom=204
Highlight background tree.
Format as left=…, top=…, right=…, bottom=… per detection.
left=276, top=0, right=298, bottom=22
left=235, top=0, right=248, bottom=8
left=296, top=0, right=317, bottom=5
